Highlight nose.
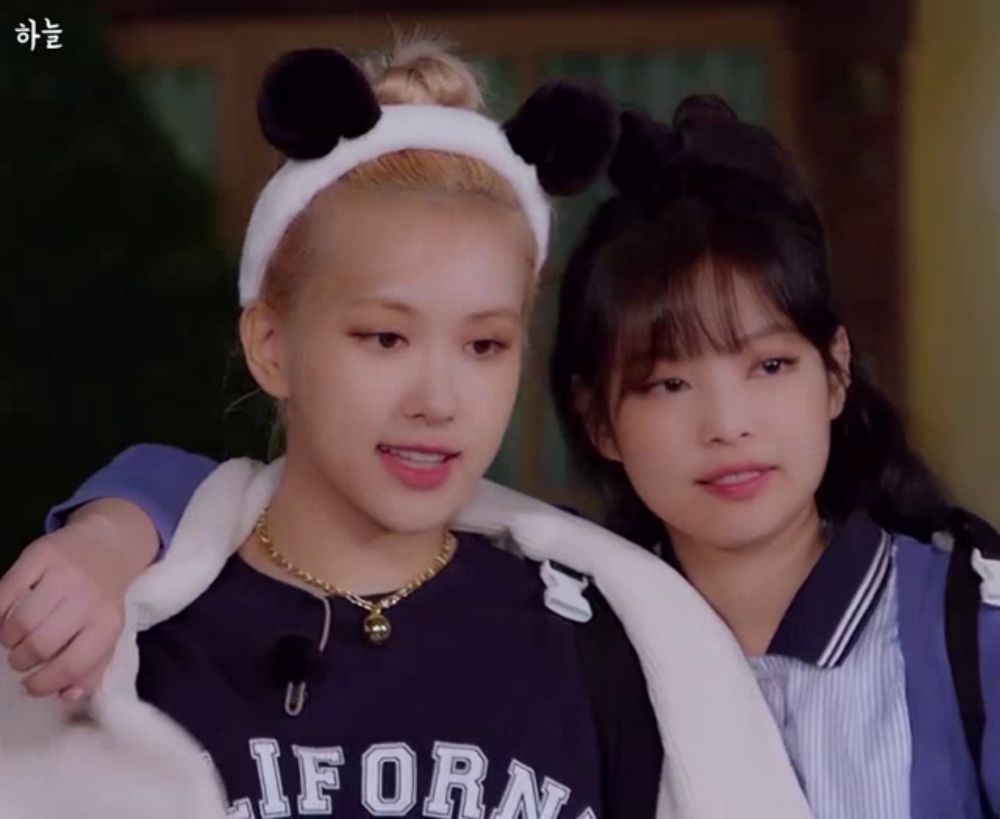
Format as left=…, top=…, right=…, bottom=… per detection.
left=400, top=345, right=458, bottom=426
left=698, top=378, right=753, bottom=446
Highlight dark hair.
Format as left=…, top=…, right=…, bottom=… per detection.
left=550, top=96, right=949, bottom=546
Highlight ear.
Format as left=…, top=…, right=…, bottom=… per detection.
left=240, top=302, right=291, bottom=400
left=827, top=326, right=852, bottom=420
left=572, top=378, right=622, bottom=463
left=257, top=48, right=381, bottom=160
left=503, top=80, right=618, bottom=196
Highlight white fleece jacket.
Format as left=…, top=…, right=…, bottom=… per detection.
left=0, top=458, right=812, bottom=818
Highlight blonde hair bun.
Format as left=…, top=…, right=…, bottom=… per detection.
left=364, top=35, right=484, bottom=111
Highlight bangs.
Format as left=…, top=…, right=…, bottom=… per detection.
left=596, top=205, right=795, bottom=396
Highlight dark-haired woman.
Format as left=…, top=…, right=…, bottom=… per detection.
left=549, top=96, right=999, bottom=819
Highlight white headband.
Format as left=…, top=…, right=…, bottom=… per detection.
left=237, top=48, right=618, bottom=307
left=239, top=105, right=551, bottom=307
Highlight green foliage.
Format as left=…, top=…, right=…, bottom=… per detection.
left=2, top=0, right=264, bottom=564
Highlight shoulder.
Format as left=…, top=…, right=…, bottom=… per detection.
left=892, top=512, right=1000, bottom=609
left=453, top=531, right=643, bottom=662
left=892, top=527, right=952, bottom=591
left=451, top=530, right=539, bottom=586
left=450, top=530, right=585, bottom=615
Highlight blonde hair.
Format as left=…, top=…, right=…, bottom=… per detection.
left=363, top=34, right=485, bottom=110
left=261, top=35, right=530, bottom=311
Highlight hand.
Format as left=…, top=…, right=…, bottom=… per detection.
left=0, top=499, right=158, bottom=702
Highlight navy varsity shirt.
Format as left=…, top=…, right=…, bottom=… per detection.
left=136, top=531, right=662, bottom=819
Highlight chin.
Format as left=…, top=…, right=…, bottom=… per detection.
left=706, top=523, right=775, bottom=550
left=365, top=489, right=468, bottom=535
left=672, top=501, right=790, bottom=550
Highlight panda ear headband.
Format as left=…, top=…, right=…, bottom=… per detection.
left=239, top=48, right=618, bottom=306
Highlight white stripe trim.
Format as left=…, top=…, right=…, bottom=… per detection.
left=817, top=531, right=891, bottom=668
left=822, top=540, right=891, bottom=668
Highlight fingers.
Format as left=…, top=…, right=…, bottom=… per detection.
left=0, top=542, right=51, bottom=625
left=0, top=529, right=129, bottom=702
left=8, top=593, right=92, bottom=673
left=24, top=626, right=116, bottom=698
left=61, top=660, right=110, bottom=703
left=0, top=569, right=67, bottom=651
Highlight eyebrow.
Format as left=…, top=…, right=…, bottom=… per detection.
left=348, top=298, right=415, bottom=315
left=466, top=308, right=522, bottom=323
left=732, top=323, right=796, bottom=346
left=348, top=299, right=521, bottom=323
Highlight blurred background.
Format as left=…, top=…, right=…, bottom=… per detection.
left=3, top=0, right=997, bottom=565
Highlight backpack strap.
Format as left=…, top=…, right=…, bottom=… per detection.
left=535, top=559, right=660, bottom=819
left=573, top=583, right=661, bottom=819
left=573, top=582, right=621, bottom=756
left=945, top=508, right=998, bottom=819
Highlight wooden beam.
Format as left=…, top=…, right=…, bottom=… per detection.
left=100, top=0, right=792, bottom=21
left=109, top=7, right=788, bottom=64
left=109, top=6, right=792, bottom=249
left=789, top=0, right=913, bottom=398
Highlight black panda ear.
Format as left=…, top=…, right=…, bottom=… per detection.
left=608, top=109, right=682, bottom=197
left=503, top=80, right=617, bottom=197
left=257, top=48, right=381, bottom=160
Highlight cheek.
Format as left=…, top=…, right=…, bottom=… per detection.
left=289, top=339, right=391, bottom=426
left=621, top=398, right=691, bottom=455
left=615, top=403, right=691, bottom=492
left=771, top=378, right=834, bottom=481
left=791, top=406, right=833, bottom=471
left=295, top=345, right=352, bottom=395
left=464, top=355, right=522, bottom=436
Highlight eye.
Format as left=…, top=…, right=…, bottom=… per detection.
left=466, top=338, right=509, bottom=359
left=352, top=332, right=407, bottom=350
left=377, top=333, right=405, bottom=350
left=755, top=357, right=797, bottom=376
left=646, top=377, right=688, bottom=394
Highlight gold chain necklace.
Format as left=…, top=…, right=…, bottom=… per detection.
left=254, top=508, right=457, bottom=646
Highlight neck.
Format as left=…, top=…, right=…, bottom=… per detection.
left=669, top=504, right=827, bottom=656
left=242, top=455, right=447, bottom=596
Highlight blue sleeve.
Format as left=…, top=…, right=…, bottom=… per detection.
left=980, top=602, right=1000, bottom=813
left=45, top=444, right=218, bottom=554
left=968, top=517, right=1000, bottom=813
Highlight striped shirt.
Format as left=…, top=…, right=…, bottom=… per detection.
left=748, top=514, right=912, bottom=819
left=661, top=512, right=912, bottom=818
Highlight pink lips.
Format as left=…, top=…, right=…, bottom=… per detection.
left=696, top=464, right=776, bottom=501
left=377, top=444, right=459, bottom=491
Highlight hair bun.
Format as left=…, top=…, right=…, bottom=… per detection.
left=608, top=94, right=806, bottom=204
left=608, top=109, right=680, bottom=197
left=672, top=94, right=738, bottom=130
left=675, top=98, right=804, bottom=202
left=364, top=36, right=484, bottom=110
